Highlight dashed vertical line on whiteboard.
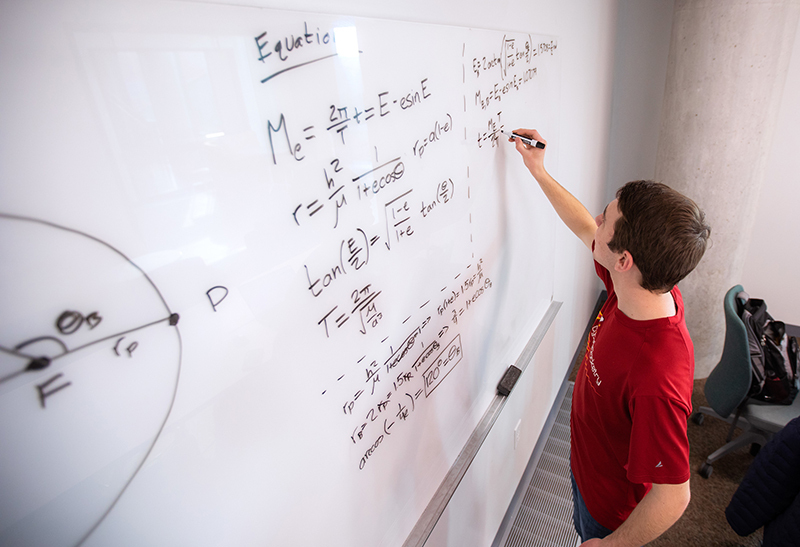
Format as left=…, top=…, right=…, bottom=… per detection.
left=463, top=42, right=473, bottom=259
left=468, top=166, right=474, bottom=259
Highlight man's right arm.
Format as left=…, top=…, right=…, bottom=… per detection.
left=510, top=129, right=597, bottom=250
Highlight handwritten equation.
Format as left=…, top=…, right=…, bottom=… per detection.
left=265, top=78, right=432, bottom=163
left=467, top=35, right=559, bottom=150
left=302, top=172, right=457, bottom=341
left=340, top=261, right=492, bottom=471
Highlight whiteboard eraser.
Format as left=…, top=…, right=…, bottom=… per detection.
left=497, top=365, right=522, bottom=397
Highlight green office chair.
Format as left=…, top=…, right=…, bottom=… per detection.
left=692, top=285, right=800, bottom=478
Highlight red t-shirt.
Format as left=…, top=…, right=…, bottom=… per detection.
left=571, top=260, right=694, bottom=530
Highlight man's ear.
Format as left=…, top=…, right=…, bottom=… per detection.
left=614, top=250, right=635, bottom=273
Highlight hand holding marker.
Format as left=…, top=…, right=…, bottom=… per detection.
left=500, top=130, right=546, bottom=149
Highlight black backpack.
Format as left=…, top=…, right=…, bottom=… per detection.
left=737, top=292, right=799, bottom=405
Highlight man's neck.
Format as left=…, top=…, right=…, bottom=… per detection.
left=612, top=273, right=676, bottom=321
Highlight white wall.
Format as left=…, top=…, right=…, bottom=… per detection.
left=605, top=0, right=675, bottom=198
left=741, top=15, right=800, bottom=326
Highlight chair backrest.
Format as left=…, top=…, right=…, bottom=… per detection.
left=704, top=285, right=753, bottom=418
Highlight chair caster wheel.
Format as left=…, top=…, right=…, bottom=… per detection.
left=691, top=413, right=705, bottom=425
left=699, top=462, right=713, bottom=479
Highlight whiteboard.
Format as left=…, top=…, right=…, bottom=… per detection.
left=0, top=1, right=560, bottom=545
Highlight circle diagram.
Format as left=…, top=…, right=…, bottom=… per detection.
left=0, top=213, right=182, bottom=547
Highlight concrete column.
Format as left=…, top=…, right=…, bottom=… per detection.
left=655, top=0, right=800, bottom=378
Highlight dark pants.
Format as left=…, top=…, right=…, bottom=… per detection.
left=570, top=472, right=613, bottom=543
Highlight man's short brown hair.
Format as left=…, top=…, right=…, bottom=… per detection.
left=608, top=180, right=711, bottom=293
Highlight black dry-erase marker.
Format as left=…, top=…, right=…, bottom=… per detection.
left=501, top=130, right=546, bottom=149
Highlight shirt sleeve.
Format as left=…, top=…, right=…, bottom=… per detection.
left=627, top=395, right=691, bottom=485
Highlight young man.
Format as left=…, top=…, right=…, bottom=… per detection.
left=510, top=129, right=711, bottom=546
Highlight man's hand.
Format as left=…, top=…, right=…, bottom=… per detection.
left=509, top=128, right=547, bottom=179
